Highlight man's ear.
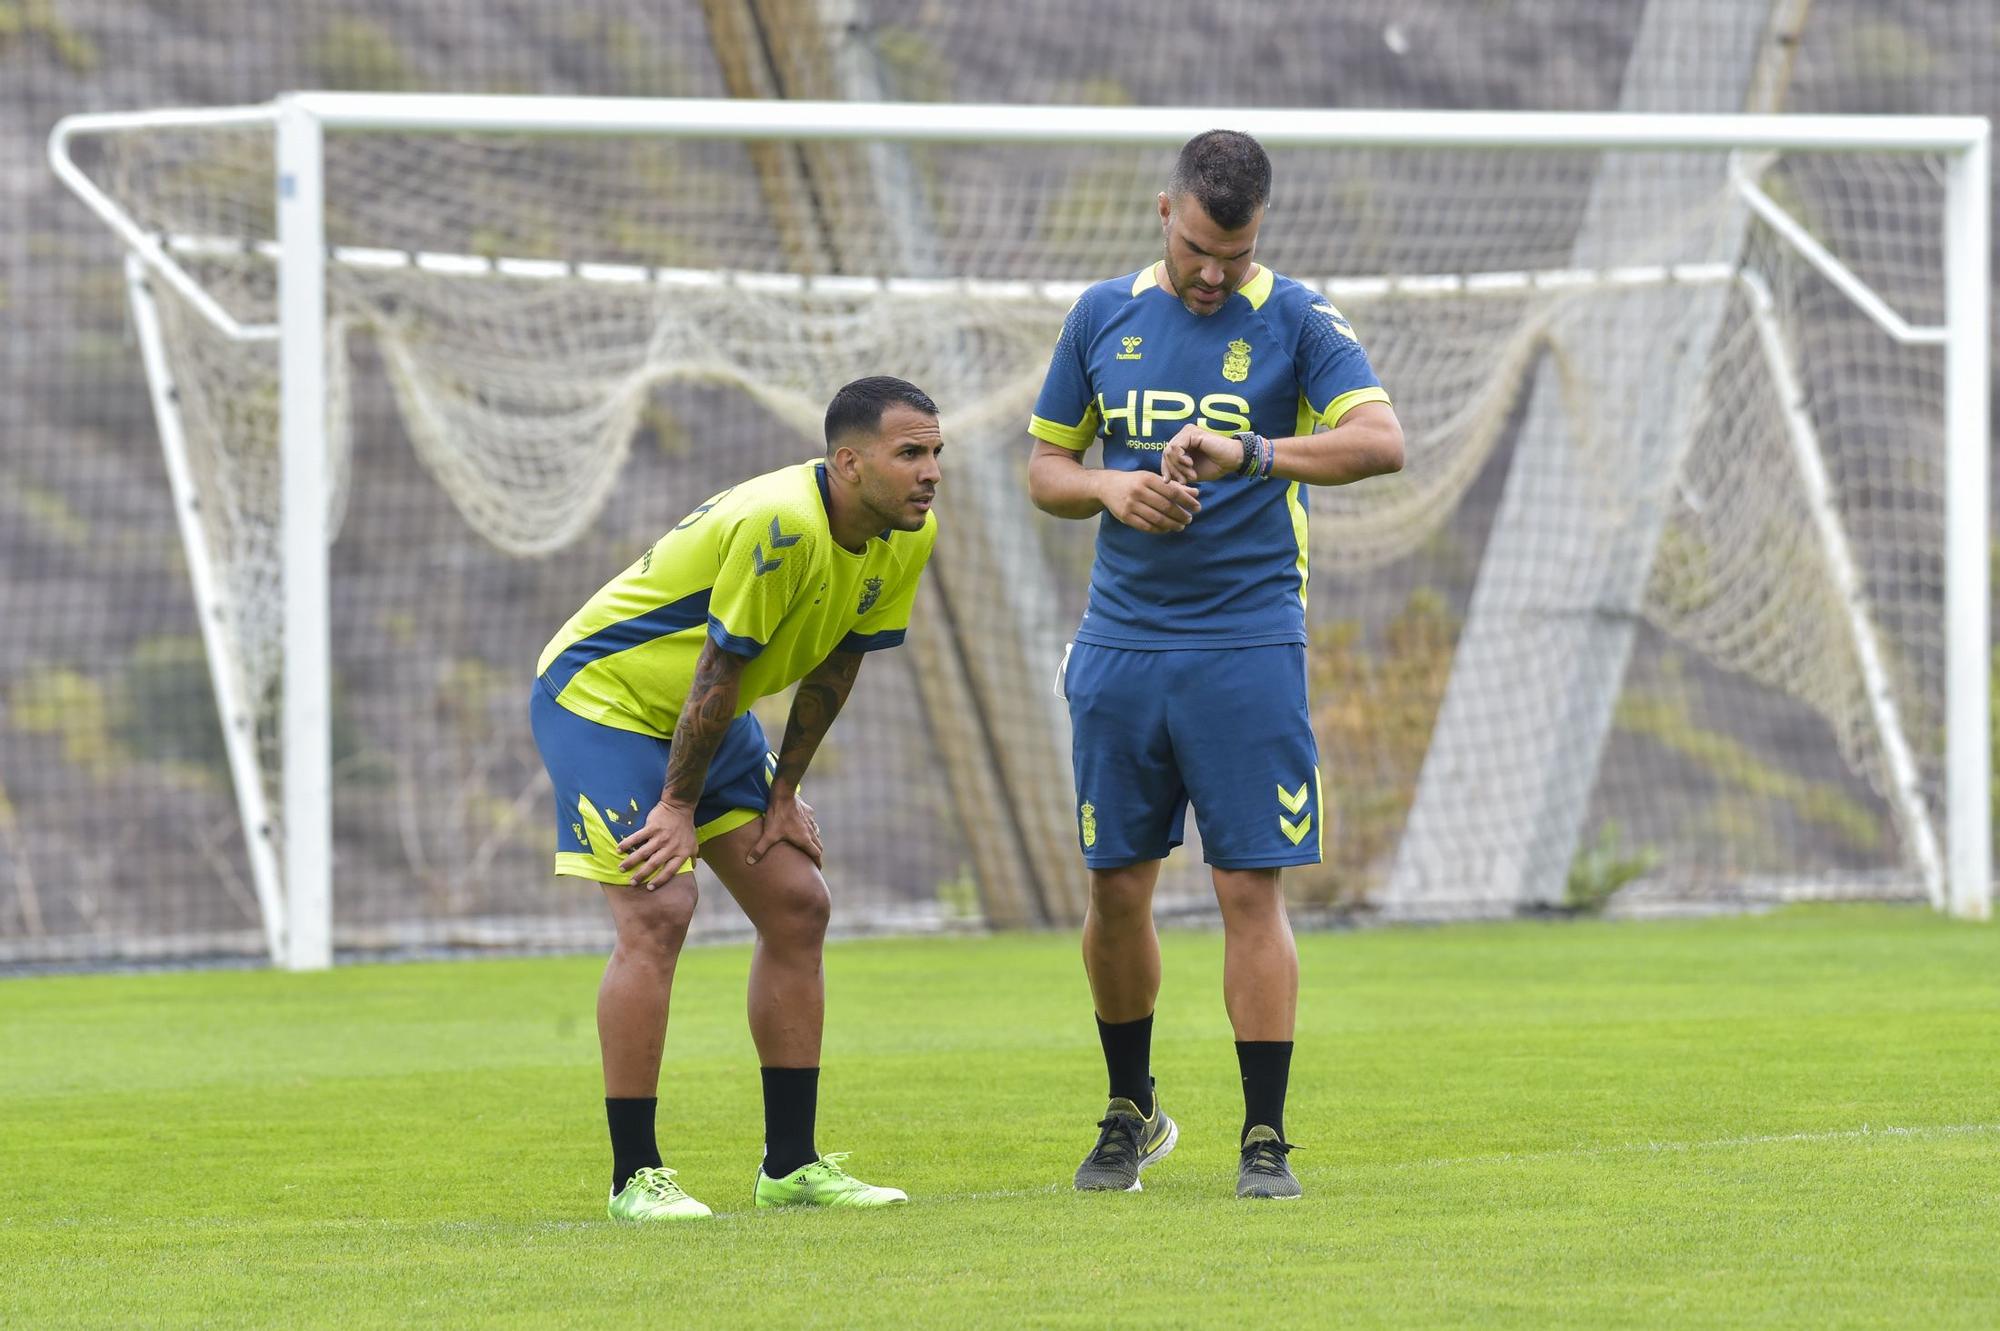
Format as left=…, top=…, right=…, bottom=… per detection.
left=830, top=439, right=864, bottom=483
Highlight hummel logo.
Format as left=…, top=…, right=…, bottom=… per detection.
left=1116, top=335, right=1144, bottom=361
left=754, top=516, right=801, bottom=576
left=1313, top=302, right=1358, bottom=342
left=1277, top=781, right=1311, bottom=845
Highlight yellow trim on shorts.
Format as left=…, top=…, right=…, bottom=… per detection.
left=695, top=806, right=760, bottom=843
left=1315, top=768, right=1325, bottom=861
left=553, top=850, right=659, bottom=885
left=550, top=800, right=764, bottom=884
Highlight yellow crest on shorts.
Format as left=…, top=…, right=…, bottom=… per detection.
left=1222, top=338, right=1251, bottom=383
left=1079, top=801, right=1097, bottom=848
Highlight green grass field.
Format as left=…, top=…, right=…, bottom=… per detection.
left=3, top=905, right=1997, bottom=1328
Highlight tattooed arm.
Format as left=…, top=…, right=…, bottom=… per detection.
left=773, top=650, right=862, bottom=793
left=745, top=650, right=865, bottom=867
left=661, top=640, right=746, bottom=808
left=615, top=639, right=746, bottom=888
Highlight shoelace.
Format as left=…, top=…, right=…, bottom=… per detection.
left=802, top=1152, right=855, bottom=1181
left=1087, top=1114, right=1142, bottom=1167
left=1240, top=1139, right=1294, bottom=1177
left=629, top=1166, right=688, bottom=1199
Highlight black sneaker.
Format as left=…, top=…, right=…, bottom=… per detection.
left=1237, top=1125, right=1301, bottom=1199
left=1073, top=1088, right=1178, bottom=1191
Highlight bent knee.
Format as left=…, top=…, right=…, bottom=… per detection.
left=790, top=880, right=832, bottom=938
left=616, top=879, right=698, bottom=954
left=761, top=878, right=831, bottom=948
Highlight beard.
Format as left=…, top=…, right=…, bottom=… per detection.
left=1164, top=250, right=1229, bottom=316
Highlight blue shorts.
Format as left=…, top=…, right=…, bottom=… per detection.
left=529, top=684, right=775, bottom=884
left=1063, top=641, right=1322, bottom=870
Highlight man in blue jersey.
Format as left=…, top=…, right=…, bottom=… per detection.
left=1026, top=131, right=1404, bottom=1199
left=533, top=376, right=941, bottom=1220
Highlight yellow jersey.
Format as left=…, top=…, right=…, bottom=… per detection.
left=537, top=461, right=935, bottom=736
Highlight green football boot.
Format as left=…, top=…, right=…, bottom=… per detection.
left=754, top=1152, right=908, bottom=1208
left=1073, top=1087, right=1178, bottom=1192
left=607, top=1166, right=713, bottom=1221
left=1236, top=1125, right=1302, bottom=1200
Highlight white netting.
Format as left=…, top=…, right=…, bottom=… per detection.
left=78, top=118, right=1954, bottom=943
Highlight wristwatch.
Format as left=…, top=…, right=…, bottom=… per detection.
left=1233, top=431, right=1266, bottom=478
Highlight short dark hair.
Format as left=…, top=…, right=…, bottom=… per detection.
left=1167, top=130, right=1271, bottom=231
left=824, top=375, right=938, bottom=448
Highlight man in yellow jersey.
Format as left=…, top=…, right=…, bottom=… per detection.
left=531, top=376, right=942, bottom=1221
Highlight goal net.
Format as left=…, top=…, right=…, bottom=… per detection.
left=42, top=97, right=1988, bottom=965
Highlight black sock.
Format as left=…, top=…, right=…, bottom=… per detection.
left=1236, top=1041, right=1293, bottom=1144
left=606, top=1097, right=662, bottom=1194
left=1096, top=1013, right=1154, bottom=1117
left=761, top=1066, right=820, bottom=1179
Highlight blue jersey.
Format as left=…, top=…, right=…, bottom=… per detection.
left=1029, top=263, right=1389, bottom=648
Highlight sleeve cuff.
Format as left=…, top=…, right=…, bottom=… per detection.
left=1315, top=386, right=1393, bottom=430
left=1028, top=413, right=1096, bottom=452
left=838, top=628, right=907, bottom=653
left=707, top=616, right=766, bottom=659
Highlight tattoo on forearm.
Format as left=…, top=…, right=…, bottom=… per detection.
left=663, top=645, right=741, bottom=806
left=774, top=651, right=862, bottom=789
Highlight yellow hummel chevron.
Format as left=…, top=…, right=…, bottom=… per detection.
left=1277, top=781, right=1309, bottom=815
left=1279, top=813, right=1312, bottom=846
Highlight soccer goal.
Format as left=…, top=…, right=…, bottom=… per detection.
left=47, top=95, right=1990, bottom=968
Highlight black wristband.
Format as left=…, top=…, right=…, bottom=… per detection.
left=1233, top=431, right=1263, bottom=478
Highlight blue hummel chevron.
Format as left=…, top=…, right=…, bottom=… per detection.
left=753, top=517, right=800, bottom=575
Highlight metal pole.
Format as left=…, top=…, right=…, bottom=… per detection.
left=283, top=94, right=1988, bottom=154
left=1740, top=268, right=1945, bottom=907
left=124, top=253, right=290, bottom=958
left=276, top=98, right=333, bottom=968
left=1943, top=131, right=1992, bottom=921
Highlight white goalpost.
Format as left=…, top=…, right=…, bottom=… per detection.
left=49, top=95, right=1991, bottom=968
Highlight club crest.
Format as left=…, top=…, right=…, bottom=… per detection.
left=1079, top=800, right=1097, bottom=848
left=857, top=576, right=884, bottom=614
left=1222, top=338, right=1251, bottom=382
